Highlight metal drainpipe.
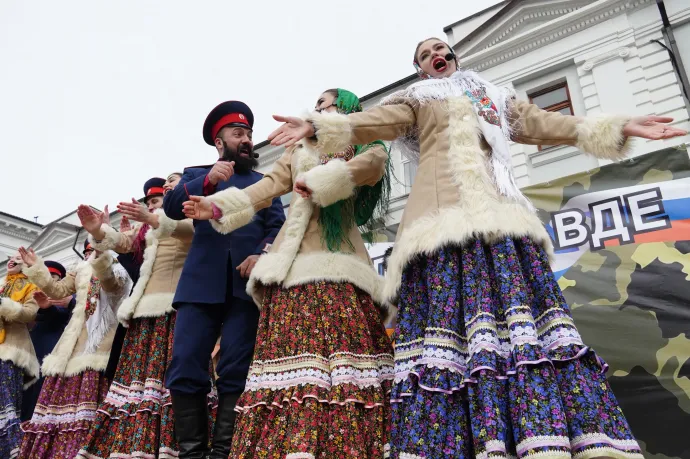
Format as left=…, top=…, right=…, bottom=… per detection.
left=72, top=227, right=84, bottom=260
left=656, top=0, right=690, bottom=113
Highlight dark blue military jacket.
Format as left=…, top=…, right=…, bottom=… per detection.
left=163, top=165, right=284, bottom=304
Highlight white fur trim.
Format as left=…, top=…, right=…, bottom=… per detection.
left=23, top=258, right=53, bottom=288
left=309, top=111, right=353, bottom=154
left=88, top=224, right=120, bottom=252
left=382, top=97, right=553, bottom=304
left=576, top=115, right=632, bottom=160
left=131, top=293, right=175, bottom=319
left=0, top=298, right=27, bottom=321
left=41, top=261, right=92, bottom=377
left=248, top=251, right=394, bottom=317
left=208, top=187, right=256, bottom=234
left=0, top=344, right=40, bottom=389
left=89, top=250, right=114, bottom=275
left=301, top=159, right=356, bottom=207
left=116, top=225, right=159, bottom=325
left=62, top=352, right=110, bottom=377
left=151, top=208, right=178, bottom=240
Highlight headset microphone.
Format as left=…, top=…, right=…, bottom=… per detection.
left=252, top=152, right=260, bottom=159
left=445, top=52, right=456, bottom=62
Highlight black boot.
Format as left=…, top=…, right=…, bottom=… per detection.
left=208, top=392, right=240, bottom=459
left=171, top=392, right=210, bottom=459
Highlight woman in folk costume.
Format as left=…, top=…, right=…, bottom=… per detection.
left=0, top=252, right=40, bottom=458
left=267, top=38, right=688, bottom=459
left=18, top=229, right=133, bottom=459
left=22, top=260, right=75, bottom=422
left=184, top=88, right=395, bottom=458
left=77, top=175, right=217, bottom=459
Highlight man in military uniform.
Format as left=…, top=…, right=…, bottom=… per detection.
left=163, top=101, right=284, bottom=458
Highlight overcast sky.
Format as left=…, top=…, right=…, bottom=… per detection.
left=1, top=0, right=500, bottom=223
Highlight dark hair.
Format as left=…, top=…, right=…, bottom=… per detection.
left=414, top=37, right=450, bottom=63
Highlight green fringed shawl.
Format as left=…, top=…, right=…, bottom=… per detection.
left=318, top=89, right=392, bottom=252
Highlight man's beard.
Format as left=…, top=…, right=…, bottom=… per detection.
left=222, top=141, right=258, bottom=173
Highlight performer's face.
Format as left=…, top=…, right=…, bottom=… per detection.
left=7, top=253, right=23, bottom=275
left=315, top=92, right=338, bottom=113
left=146, top=196, right=164, bottom=211
left=163, top=174, right=181, bottom=193
left=51, top=273, right=62, bottom=281
left=217, top=126, right=258, bottom=173
left=416, top=38, right=457, bottom=79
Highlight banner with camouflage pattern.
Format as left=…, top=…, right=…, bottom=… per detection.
left=523, top=148, right=690, bottom=459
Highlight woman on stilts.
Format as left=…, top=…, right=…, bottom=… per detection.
left=18, top=223, right=132, bottom=459
left=266, top=38, right=687, bottom=459
left=184, top=88, right=395, bottom=458
left=76, top=174, right=217, bottom=459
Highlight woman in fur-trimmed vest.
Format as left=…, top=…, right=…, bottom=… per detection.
left=186, top=89, right=395, bottom=458
left=267, top=38, right=687, bottom=459
left=76, top=175, right=217, bottom=459
left=18, top=235, right=132, bottom=459
left=0, top=252, right=40, bottom=459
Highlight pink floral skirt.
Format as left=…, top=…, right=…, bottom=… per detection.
left=19, top=369, right=110, bottom=459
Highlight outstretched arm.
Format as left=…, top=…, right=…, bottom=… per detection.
left=20, top=248, right=77, bottom=299
left=268, top=104, right=417, bottom=151
left=510, top=100, right=687, bottom=159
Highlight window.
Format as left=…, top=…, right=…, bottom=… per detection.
left=403, top=161, right=418, bottom=193
left=528, top=82, right=574, bottom=150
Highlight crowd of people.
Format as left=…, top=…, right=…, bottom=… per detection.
left=0, top=37, right=687, bottom=459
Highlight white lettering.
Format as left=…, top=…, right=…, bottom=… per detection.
left=624, top=188, right=671, bottom=233
left=551, top=210, right=590, bottom=250
left=589, top=198, right=632, bottom=250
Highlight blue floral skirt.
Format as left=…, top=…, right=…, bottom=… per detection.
left=0, top=359, right=24, bottom=459
left=389, top=237, right=643, bottom=459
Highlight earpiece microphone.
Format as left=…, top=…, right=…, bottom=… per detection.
left=445, top=52, right=456, bottom=62
left=251, top=152, right=259, bottom=159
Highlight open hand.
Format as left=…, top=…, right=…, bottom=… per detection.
left=293, top=177, right=312, bottom=199
left=120, top=215, right=131, bottom=232
left=18, top=247, right=38, bottom=267
left=118, top=199, right=151, bottom=224
left=77, top=205, right=106, bottom=235
left=183, top=196, right=215, bottom=220
left=623, top=116, right=687, bottom=140
left=33, top=291, right=52, bottom=309
left=208, top=161, right=235, bottom=186
left=268, top=115, right=314, bottom=147
left=237, top=254, right=259, bottom=278
left=50, top=296, right=73, bottom=308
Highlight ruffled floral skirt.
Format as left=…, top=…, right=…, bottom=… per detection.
left=19, top=369, right=110, bottom=459
left=230, top=281, right=394, bottom=459
left=390, top=237, right=643, bottom=459
left=75, top=313, right=217, bottom=459
left=0, top=359, right=24, bottom=459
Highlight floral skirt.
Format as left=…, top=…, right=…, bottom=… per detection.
left=390, top=237, right=643, bottom=459
left=75, top=313, right=217, bottom=459
left=19, top=369, right=110, bottom=459
left=231, top=281, right=394, bottom=459
left=0, top=359, right=24, bottom=459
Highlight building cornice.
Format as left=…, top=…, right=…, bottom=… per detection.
left=461, top=0, right=652, bottom=72
left=464, top=1, right=590, bottom=55
left=0, top=225, right=39, bottom=241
